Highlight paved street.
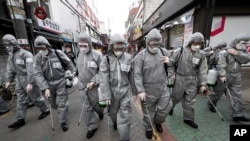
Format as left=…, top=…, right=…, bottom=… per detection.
left=1, top=67, right=250, bottom=141
left=0, top=88, right=151, bottom=141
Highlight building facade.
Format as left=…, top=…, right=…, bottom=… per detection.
left=0, top=0, right=104, bottom=85
left=127, top=0, right=250, bottom=52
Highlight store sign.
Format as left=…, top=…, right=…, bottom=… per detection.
left=17, top=39, right=29, bottom=44
left=210, top=16, right=226, bottom=37
left=34, top=6, right=47, bottom=20
left=61, top=33, right=73, bottom=42
left=134, top=27, right=142, bottom=40
left=37, top=18, right=62, bottom=34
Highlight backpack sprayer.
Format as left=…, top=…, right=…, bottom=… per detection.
left=98, top=101, right=111, bottom=141
left=65, top=70, right=78, bottom=94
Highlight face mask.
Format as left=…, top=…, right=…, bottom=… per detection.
left=6, top=45, right=13, bottom=53
left=191, top=45, right=201, bottom=52
left=80, top=47, right=89, bottom=54
left=40, top=50, right=48, bottom=56
left=114, top=44, right=126, bottom=49
left=148, top=47, right=158, bottom=54
left=114, top=51, right=123, bottom=56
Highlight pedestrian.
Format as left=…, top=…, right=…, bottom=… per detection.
left=76, top=32, right=104, bottom=139
left=99, top=33, right=136, bottom=141
left=168, top=32, right=208, bottom=129
left=203, top=46, right=214, bottom=66
left=217, top=33, right=250, bottom=122
left=0, top=96, right=9, bottom=116
left=64, top=43, right=76, bottom=66
left=205, top=41, right=227, bottom=113
left=2, top=34, right=50, bottom=129
left=134, top=28, right=173, bottom=139
left=33, top=36, right=76, bottom=131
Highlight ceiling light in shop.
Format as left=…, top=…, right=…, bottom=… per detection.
left=181, top=16, right=187, bottom=23
left=173, top=21, right=179, bottom=25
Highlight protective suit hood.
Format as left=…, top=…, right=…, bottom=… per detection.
left=186, top=32, right=204, bottom=47
left=77, top=32, right=92, bottom=52
left=34, top=36, right=51, bottom=48
left=146, top=28, right=162, bottom=47
left=212, top=41, right=227, bottom=50
left=2, top=34, right=20, bottom=51
left=228, top=33, right=250, bottom=49
left=108, top=33, right=127, bottom=56
left=203, top=46, right=212, bottom=52
left=110, top=33, right=127, bottom=45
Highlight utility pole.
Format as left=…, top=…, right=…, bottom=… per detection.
left=23, top=0, right=36, bottom=54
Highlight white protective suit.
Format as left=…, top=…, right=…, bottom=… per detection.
left=3, top=34, right=49, bottom=121
left=168, top=32, right=207, bottom=122
left=134, top=29, right=173, bottom=132
left=206, top=41, right=227, bottom=110
left=76, top=32, right=104, bottom=131
left=99, top=33, right=136, bottom=141
left=217, top=33, right=250, bottom=118
left=33, top=36, right=75, bottom=124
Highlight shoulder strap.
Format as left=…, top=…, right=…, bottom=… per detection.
left=54, top=49, right=67, bottom=70
left=159, top=47, right=168, bottom=76
left=106, top=55, right=110, bottom=66
left=175, top=47, right=183, bottom=71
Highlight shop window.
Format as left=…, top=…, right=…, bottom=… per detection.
left=169, top=24, right=184, bottom=49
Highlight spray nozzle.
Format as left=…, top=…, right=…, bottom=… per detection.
left=99, top=101, right=107, bottom=108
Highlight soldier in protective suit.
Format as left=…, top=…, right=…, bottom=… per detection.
left=217, top=33, right=250, bottom=122
left=2, top=34, right=49, bottom=129
left=76, top=32, right=104, bottom=139
left=168, top=32, right=207, bottom=129
left=33, top=36, right=75, bottom=131
left=99, top=33, right=136, bottom=141
left=205, top=41, right=227, bottom=113
left=134, top=28, right=173, bottom=139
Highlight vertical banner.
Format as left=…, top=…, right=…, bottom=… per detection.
left=183, top=17, right=193, bottom=46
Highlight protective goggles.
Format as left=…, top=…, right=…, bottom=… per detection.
left=113, top=42, right=126, bottom=49
left=148, top=41, right=161, bottom=47
left=77, top=43, right=88, bottom=48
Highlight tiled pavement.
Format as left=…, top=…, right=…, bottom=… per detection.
left=164, top=67, right=250, bottom=141
left=165, top=94, right=250, bottom=141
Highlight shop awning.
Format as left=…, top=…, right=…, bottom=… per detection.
left=61, top=36, right=72, bottom=42
left=91, top=37, right=103, bottom=46
left=34, top=30, right=63, bottom=42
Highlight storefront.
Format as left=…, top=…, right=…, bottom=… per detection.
left=140, top=0, right=196, bottom=49
left=161, top=8, right=195, bottom=49
left=139, top=0, right=250, bottom=50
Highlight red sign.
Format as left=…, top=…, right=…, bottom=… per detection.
left=34, top=7, right=47, bottom=20
left=210, top=16, right=226, bottom=37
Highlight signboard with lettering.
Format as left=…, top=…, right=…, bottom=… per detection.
left=17, top=39, right=29, bottom=45
left=37, top=18, right=62, bottom=34
left=34, top=7, right=47, bottom=20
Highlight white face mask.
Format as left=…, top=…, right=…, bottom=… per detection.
left=191, top=45, right=201, bottom=52
left=148, top=47, right=158, bottom=54
left=80, top=47, right=89, bottom=54
left=114, top=51, right=123, bottom=57
left=6, top=45, right=13, bottom=53
left=40, top=50, right=48, bottom=56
